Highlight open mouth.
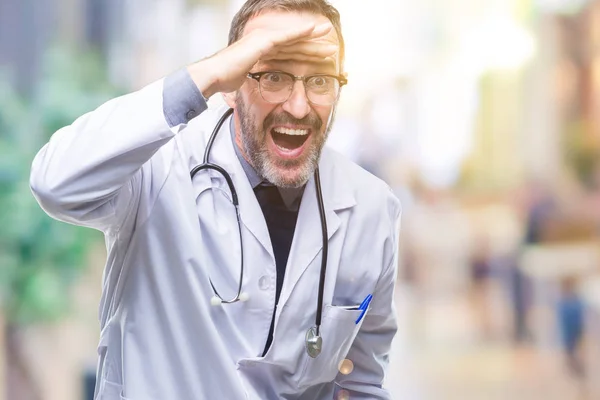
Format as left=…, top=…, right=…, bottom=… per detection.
left=270, top=127, right=311, bottom=155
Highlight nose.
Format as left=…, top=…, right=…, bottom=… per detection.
left=281, top=80, right=311, bottom=120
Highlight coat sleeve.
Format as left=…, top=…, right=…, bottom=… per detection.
left=30, top=77, right=205, bottom=232
left=334, top=190, right=402, bottom=399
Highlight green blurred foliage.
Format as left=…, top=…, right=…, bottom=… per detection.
left=0, top=45, right=122, bottom=324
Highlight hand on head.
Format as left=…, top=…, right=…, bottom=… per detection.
left=261, top=23, right=338, bottom=64
left=188, top=22, right=338, bottom=97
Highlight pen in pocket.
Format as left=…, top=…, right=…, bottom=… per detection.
left=355, top=294, right=373, bottom=324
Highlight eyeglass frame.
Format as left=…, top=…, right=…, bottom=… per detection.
left=247, top=70, right=348, bottom=105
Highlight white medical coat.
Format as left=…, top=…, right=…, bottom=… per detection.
left=30, top=78, right=401, bottom=400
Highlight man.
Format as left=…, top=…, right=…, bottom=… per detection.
left=30, top=0, right=401, bottom=398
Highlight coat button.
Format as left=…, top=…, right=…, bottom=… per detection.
left=338, top=359, right=354, bottom=375
left=186, top=109, right=197, bottom=120
left=258, top=276, right=270, bottom=290
left=336, top=390, right=350, bottom=400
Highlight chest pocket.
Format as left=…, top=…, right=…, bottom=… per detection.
left=296, top=304, right=367, bottom=390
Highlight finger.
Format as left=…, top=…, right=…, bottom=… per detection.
left=307, top=23, right=333, bottom=40
left=268, top=22, right=317, bottom=47
left=263, top=52, right=337, bottom=64
left=269, top=22, right=333, bottom=49
left=275, top=42, right=338, bottom=58
left=283, top=23, right=334, bottom=46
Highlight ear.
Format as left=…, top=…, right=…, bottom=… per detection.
left=222, top=91, right=237, bottom=108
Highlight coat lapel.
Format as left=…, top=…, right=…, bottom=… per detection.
left=191, top=107, right=274, bottom=261
left=277, top=148, right=356, bottom=309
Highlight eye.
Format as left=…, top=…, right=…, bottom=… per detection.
left=312, top=77, right=327, bottom=87
left=307, top=76, right=335, bottom=93
left=263, top=72, right=283, bottom=83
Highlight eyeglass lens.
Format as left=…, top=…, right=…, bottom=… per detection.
left=258, top=72, right=340, bottom=105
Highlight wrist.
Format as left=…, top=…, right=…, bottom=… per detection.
left=187, top=58, right=220, bottom=99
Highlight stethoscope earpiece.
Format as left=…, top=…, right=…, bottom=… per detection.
left=210, top=296, right=223, bottom=306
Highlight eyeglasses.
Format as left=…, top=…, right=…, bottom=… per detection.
left=247, top=71, right=348, bottom=106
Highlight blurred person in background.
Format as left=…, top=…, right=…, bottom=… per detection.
left=28, top=0, right=401, bottom=399
left=510, top=180, right=556, bottom=343
left=468, top=234, right=495, bottom=340
left=556, top=275, right=585, bottom=378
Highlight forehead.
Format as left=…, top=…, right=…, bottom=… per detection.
left=242, top=10, right=340, bottom=72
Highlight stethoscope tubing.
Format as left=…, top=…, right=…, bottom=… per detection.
left=190, top=108, right=244, bottom=304
left=189, top=107, right=328, bottom=346
left=314, top=168, right=328, bottom=335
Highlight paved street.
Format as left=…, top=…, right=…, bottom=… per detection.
left=386, top=284, right=593, bottom=400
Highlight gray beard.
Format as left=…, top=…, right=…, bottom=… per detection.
left=235, top=96, right=335, bottom=188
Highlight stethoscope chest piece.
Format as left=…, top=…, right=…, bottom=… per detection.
left=305, top=326, right=323, bottom=358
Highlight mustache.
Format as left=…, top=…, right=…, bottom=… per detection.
left=263, top=111, right=322, bottom=131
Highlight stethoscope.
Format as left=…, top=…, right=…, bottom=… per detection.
left=190, top=108, right=328, bottom=358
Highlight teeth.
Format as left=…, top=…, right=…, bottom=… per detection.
left=273, top=127, right=309, bottom=136
left=275, top=144, right=292, bottom=151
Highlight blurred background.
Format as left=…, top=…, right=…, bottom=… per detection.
left=2, top=0, right=600, bottom=399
